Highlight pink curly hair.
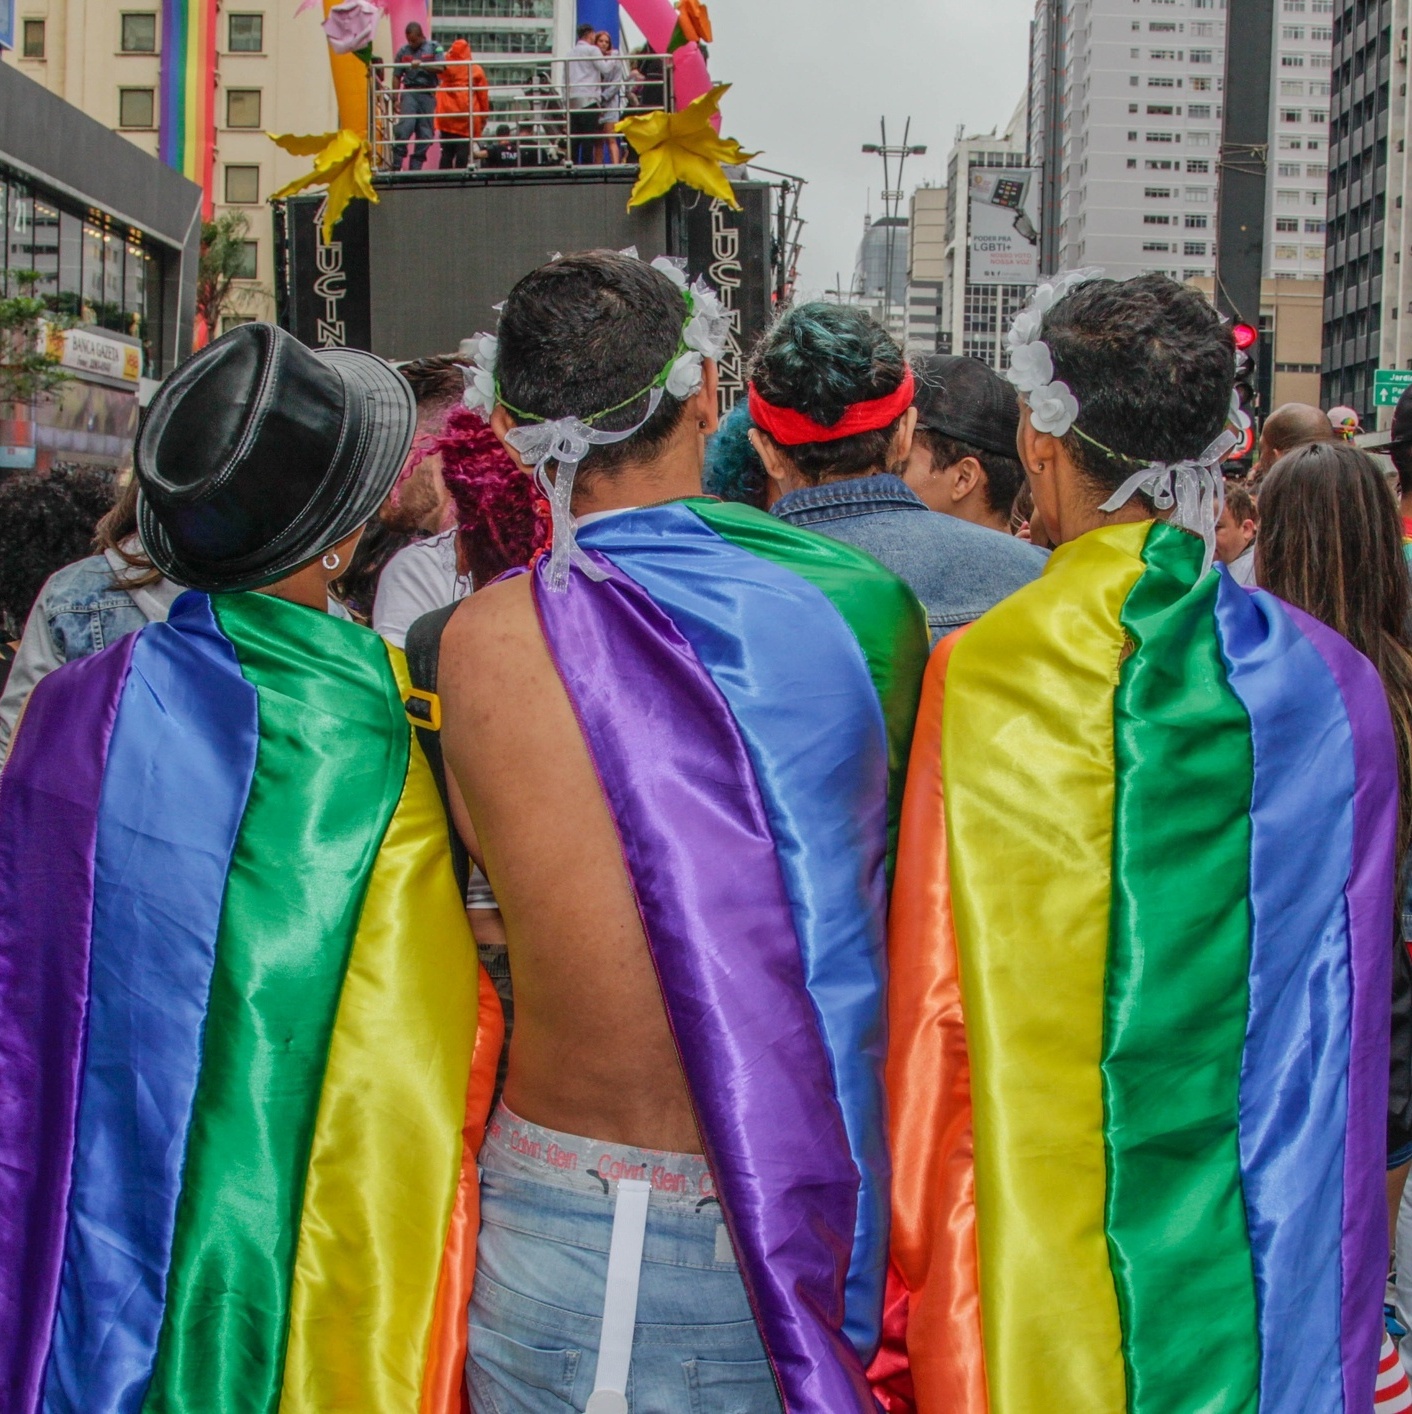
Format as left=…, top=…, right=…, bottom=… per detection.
left=436, top=405, right=550, bottom=587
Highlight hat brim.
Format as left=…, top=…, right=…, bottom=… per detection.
left=139, top=346, right=416, bottom=595
left=915, top=414, right=1022, bottom=461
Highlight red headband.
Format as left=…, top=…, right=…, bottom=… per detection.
left=748, top=368, right=916, bottom=447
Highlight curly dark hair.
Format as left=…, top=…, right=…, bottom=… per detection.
left=496, top=251, right=692, bottom=481
left=1042, top=275, right=1235, bottom=504
left=747, top=302, right=908, bottom=482
left=0, top=466, right=118, bottom=637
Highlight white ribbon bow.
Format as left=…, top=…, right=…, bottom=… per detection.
left=1097, top=428, right=1239, bottom=579
left=504, top=388, right=667, bottom=592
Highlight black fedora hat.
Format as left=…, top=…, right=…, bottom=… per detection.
left=136, top=323, right=416, bottom=593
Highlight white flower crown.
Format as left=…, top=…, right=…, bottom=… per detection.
left=1005, top=267, right=1103, bottom=437
left=1005, top=269, right=1255, bottom=577
left=456, top=251, right=731, bottom=591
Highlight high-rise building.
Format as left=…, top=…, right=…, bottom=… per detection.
left=905, top=185, right=947, bottom=354
left=430, top=0, right=573, bottom=59
left=1028, top=0, right=1331, bottom=284
left=1322, top=0, right=1401, bottom=418
left=938, top=103, right=1037, bottom=370
left=852, top=213, right=910, bottom=341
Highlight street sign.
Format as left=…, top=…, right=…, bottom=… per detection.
left=1375, top=369, right=1412, bottom=407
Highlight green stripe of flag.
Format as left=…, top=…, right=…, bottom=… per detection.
left=142, top=594, right=409, bottom=1414
left=1104, top=521, right=1260, bottom=1414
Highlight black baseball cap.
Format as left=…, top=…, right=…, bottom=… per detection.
left=912, top=354, right=1021, bottom=460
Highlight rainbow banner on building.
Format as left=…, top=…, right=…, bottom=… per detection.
left=542, top=501, right=928, bottom=1411
left=877, top=520, right=1398, bottom=1414
left=159, top=0, right=218, bottom=210
left=0, top=593, right=494, bottom=1414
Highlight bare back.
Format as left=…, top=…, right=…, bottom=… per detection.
left=438, top=573, right=701, bottom=1153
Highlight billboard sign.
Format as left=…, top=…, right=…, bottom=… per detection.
left=44, top=324, right=142, bottom=387
left=968, top=168, right=1040, bottom=286
left=0, top=0, right=14, bottom=52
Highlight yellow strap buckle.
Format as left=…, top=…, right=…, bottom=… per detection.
left=404, top=688, right=442, bottom=732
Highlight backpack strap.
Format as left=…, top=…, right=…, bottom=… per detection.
left=404, top=602, right=470, bottom=898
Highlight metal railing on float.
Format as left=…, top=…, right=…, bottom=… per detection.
left=368, top=52, right=676, bottom=174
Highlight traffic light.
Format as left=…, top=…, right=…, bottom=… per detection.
left=1228, top=323, right=1264, bottom=467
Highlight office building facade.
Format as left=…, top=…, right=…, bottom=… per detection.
left=906, top=184, right=947, bottom=354
left=0, top=57, right=200, bottom=466
left=938, top=106, right=1037, bottom=371
left=1028, top=0, right=1332, bottom=285
left=1322, top=0, right=1402, bottom=417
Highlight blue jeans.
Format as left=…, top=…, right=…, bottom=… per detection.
left=391, top=89, right=436, bottom=170
left=468, top=1112, right=782, bottom=1413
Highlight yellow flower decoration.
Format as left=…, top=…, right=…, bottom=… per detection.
left=269, top=129, right=377, bottom=243
left=616, top=85, right=759, bottom=211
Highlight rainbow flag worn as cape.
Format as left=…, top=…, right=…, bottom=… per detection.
left=877, top=520, right=1398, bottom=1414
left=536, top=500, right=928, bottom=1412
left=0, top=592, right=496, bottom=1414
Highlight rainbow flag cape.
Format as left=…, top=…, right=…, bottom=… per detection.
left=876, top=519, right=1398, bottom=1414
left=542, top=500, right=928, bottom=1411
left=159, top=0, right=217, bottom=210
left=0, top=592, right=495, bottom=1414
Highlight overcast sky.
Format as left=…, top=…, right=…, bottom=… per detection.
left=623, top=0, right=1034, bottom=298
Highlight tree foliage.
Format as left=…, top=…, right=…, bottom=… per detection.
left=196, top=211, right=265, bottom=335
left=0, top=269, right=71, bottom=408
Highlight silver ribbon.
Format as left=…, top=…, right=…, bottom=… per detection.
left=503, top=387, right=666, bottom=593
left=1097, top=428, right=1239, bottom=579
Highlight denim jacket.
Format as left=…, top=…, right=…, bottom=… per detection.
left=0, top=548, right=183, bottom=762
left=771, top=474, right=1046, bottom=643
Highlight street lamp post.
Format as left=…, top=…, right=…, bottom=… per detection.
left=862, top=117, right=927, bottom=339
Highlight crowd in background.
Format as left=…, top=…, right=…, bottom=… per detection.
left=382, top=19, right=667, bottom=174
left=8, top=281, right=1412, bottom=1385
left=5, top=279, right=1412, bottom=1398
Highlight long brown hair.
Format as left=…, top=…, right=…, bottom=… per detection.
left=1257, top=441, right=1412, bottom=861
left=92, top=476, right=162, bottom=589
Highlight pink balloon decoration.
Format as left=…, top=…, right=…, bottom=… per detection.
left=617, top=0, right=677, bottom=54
left=670, top=40, right=713, bottom=114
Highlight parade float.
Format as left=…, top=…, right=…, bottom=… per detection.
left=267, top=0, right=803, bottom=408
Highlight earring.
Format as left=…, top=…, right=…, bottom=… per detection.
left=322, top=551, right=341, bottom=572
left=698, top=419, right=709, bottom=430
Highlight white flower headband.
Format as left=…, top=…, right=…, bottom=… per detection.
left=1006, top=268, right=1252, bottom=577
left=461, top=251, right=730, bottom=592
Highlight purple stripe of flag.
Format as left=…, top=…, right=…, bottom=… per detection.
left=533, top=555, right=872, bottom=1413
left=1285, top=603, right=1398, bottom=1413
left=0, top=637, right=137, bottom=1413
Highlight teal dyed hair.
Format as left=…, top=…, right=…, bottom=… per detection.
left=748, top=302, right=908, bottom=483
left=749, top=302, right=906, bottom=427
left=703, top=402, right=769, bottom=509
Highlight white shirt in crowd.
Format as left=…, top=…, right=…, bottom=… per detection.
left=1228, top=542, right=1257, bottom=588
left=372, top=529, right=471, bottom=649
left=566, top=39, right=613, bottom=109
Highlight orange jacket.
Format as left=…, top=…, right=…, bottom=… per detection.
left=435, top=39, right=489, bottom=138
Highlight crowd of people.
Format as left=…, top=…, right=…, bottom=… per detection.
left=383, top=20, right=661, bottom=174
left=1, top=253, right=1411, bottom=1413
